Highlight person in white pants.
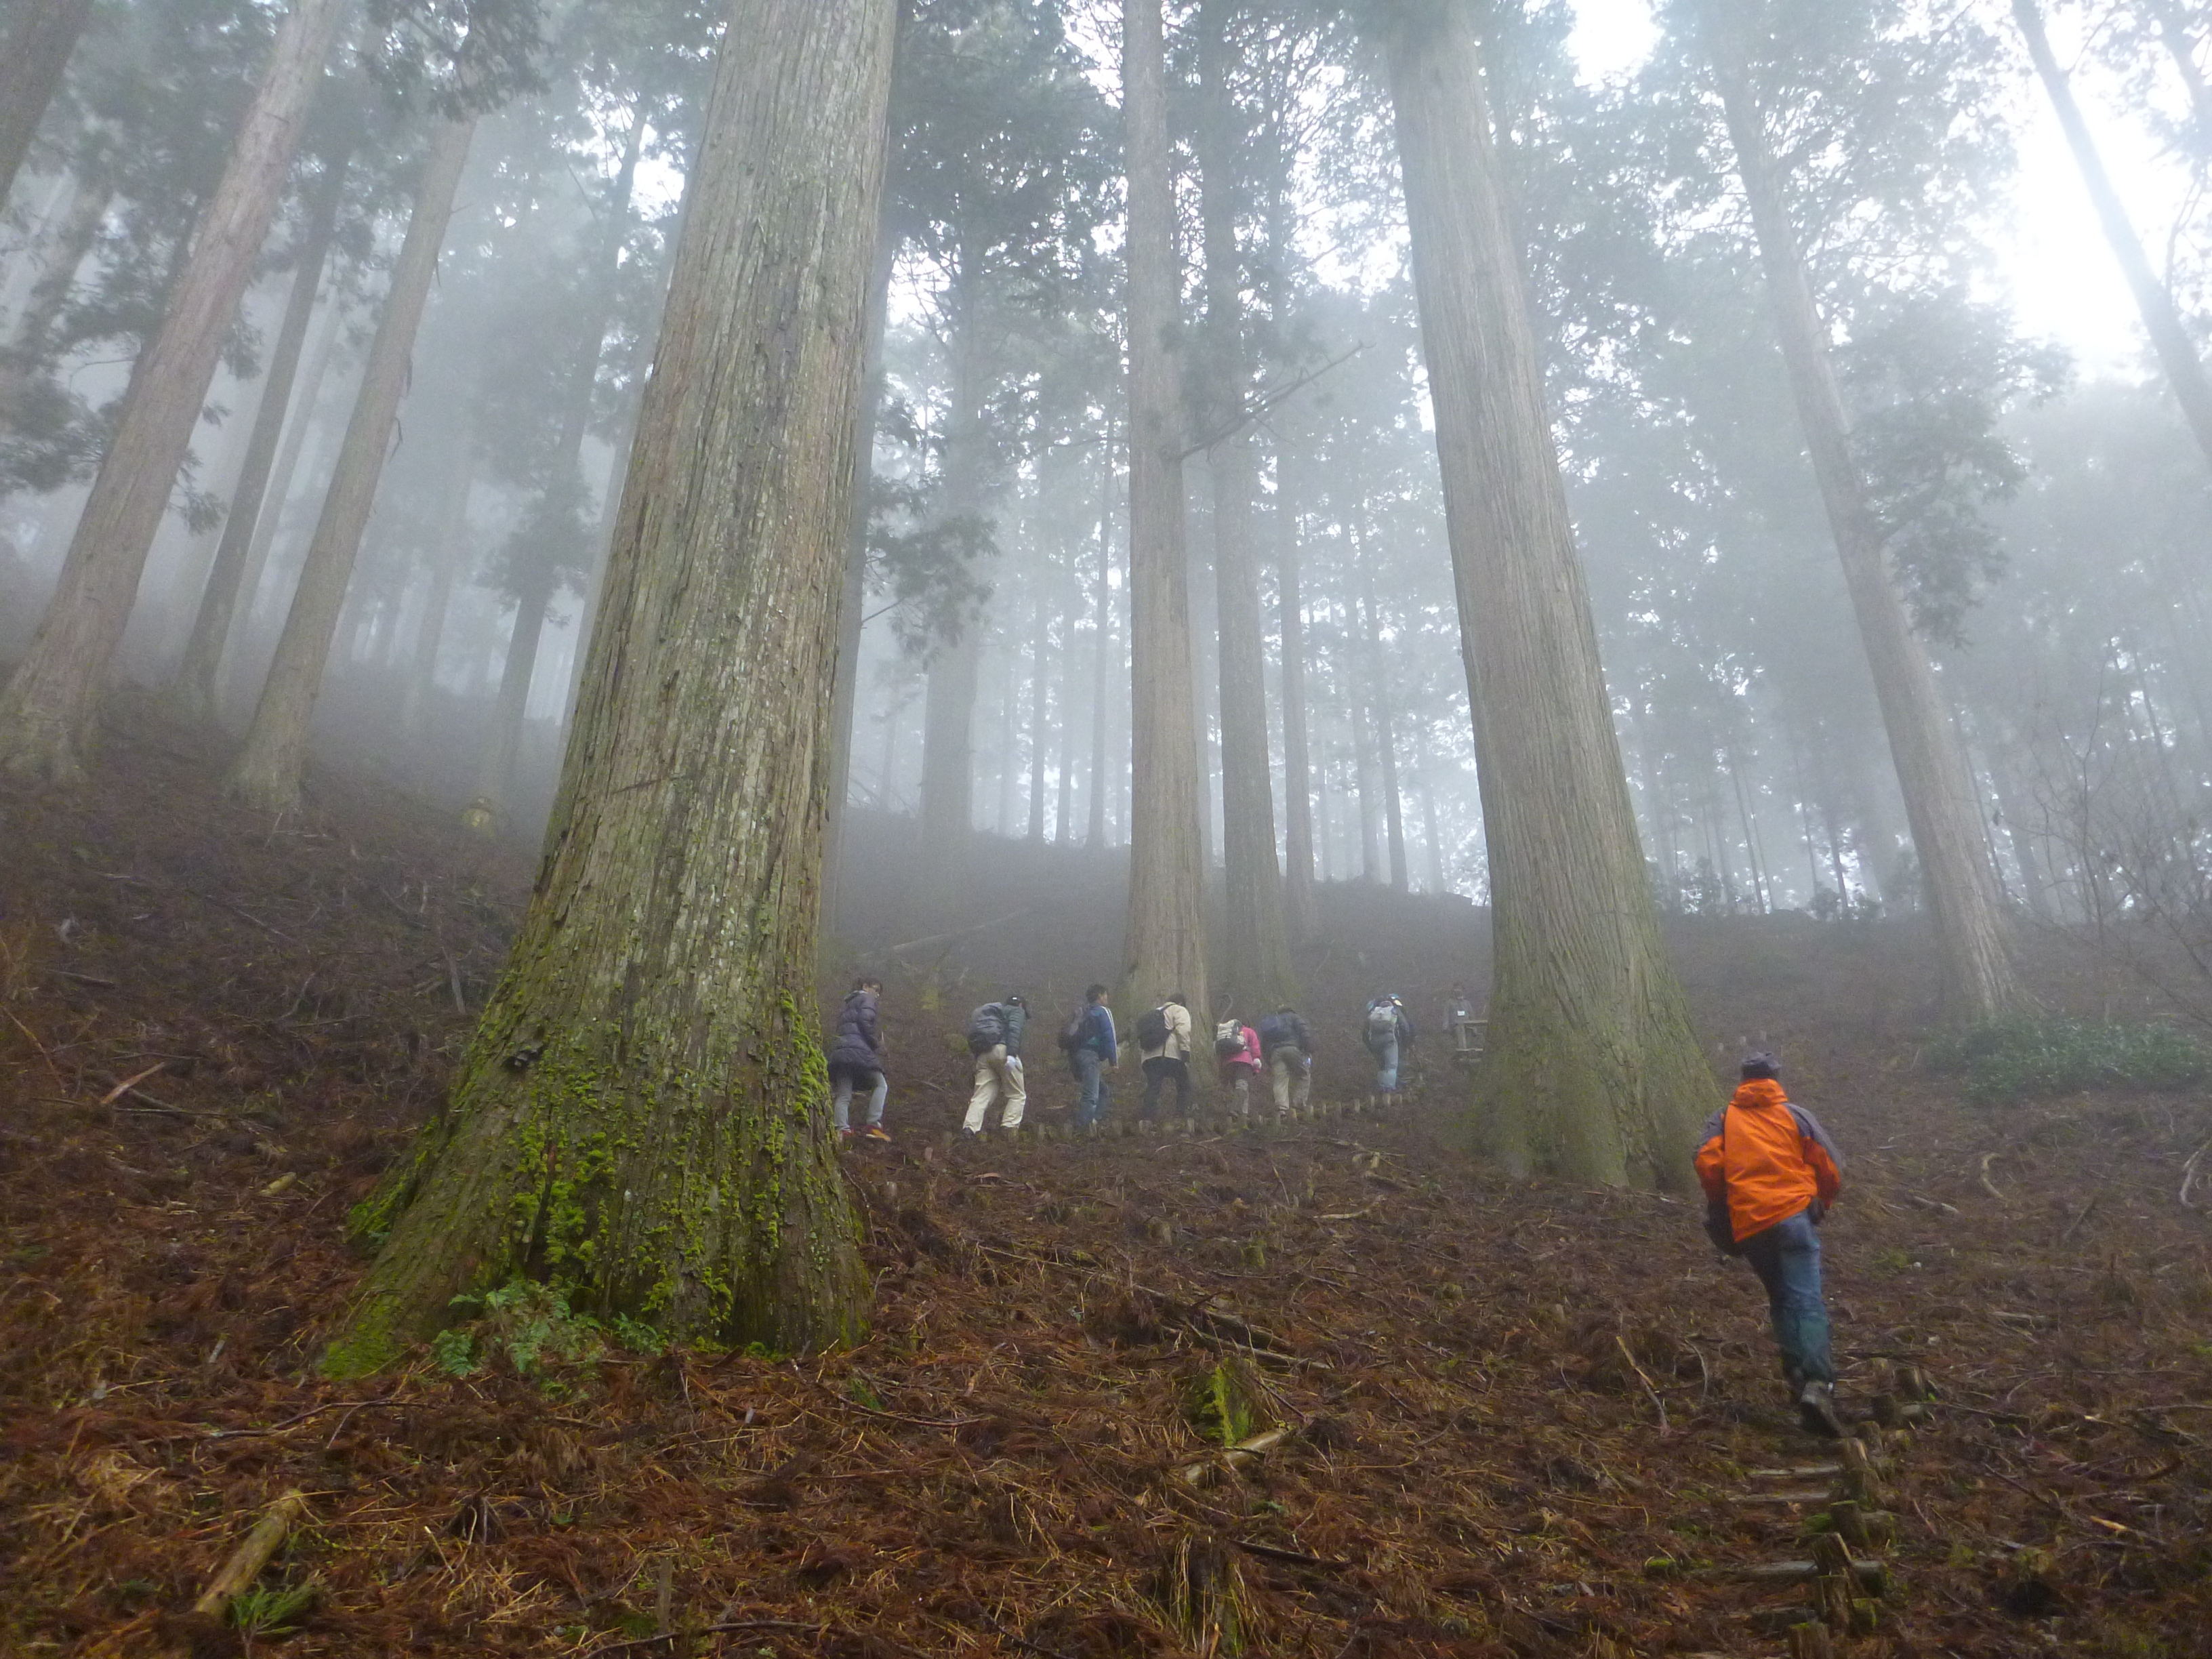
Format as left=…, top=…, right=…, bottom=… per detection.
left=962, top=995, right=1028, bottom=1132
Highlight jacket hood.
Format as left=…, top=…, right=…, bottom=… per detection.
left=1730, top=1077, right=1790, bottom=1111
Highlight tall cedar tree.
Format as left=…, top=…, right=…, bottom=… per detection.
left=325, top=0, right=895, bottom=1373
left=0, top=0, right=100, bottom=207
left=1694, top=0, right=2024, bottom=1017
left=226, top=111, right=480, bottom=812
left=1197, top=0, right=1295, bottom=1009
left=0, top=0, right=349, bottom=781
left=1121, top=0, right=1210, bottom=1021
left=2011, top=0, right=2212, bottom=472
left=1378, top=0, right=1708, bottom=1185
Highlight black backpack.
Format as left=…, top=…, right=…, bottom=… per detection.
left=1257, top=1012, right=1292, bottom=1050
left=1057, top=1004, right=1089, bottom=1053
left=965, top=1002, right=1007, bottom=1054
left=1133, top=1004, right=1170, bottom=1050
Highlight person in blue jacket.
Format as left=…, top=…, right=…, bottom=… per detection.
left=1068, top=983, right=1118, bottom=1127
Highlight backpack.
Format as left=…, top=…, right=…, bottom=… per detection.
left=1214, top=1019, right=1246, bottom=1058
left=965, top=1002, right=1007, bottom=1054
left=1134, top=1004, right=1170, bottom=1050
left=1704, top=1111, right=1746, bottom=1256
left=1257, top=1012, right=1293, bottom=1051
left=1057, top=1004, right=1089, bottom=1053
left=1365, top=1001, right=1398, bottom=1042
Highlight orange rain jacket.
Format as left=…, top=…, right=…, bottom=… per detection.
left=1695, top=1078, right=1843, bottom=1243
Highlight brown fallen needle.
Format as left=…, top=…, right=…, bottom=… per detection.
left=193, top=1488, right=306, bottom=1618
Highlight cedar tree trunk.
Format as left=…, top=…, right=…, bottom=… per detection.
left=2012, top=0, right=2212, bottom=470
left=1710, top=30, right=2025, bottom=1018
left=1198, top=0, right=1294, bottom=1008
left=0, top=0, right=348, bottom=781
left=324, top=0, right=894, bottom=1376
left=1382, top=0, right=1708, bottom=1187
left=1120, top=0, right=1208, bottom=1019
left=0, top=0, right=98, bottom=209
left=1273, top=420, right=1317, bottom=939
left=227, top=115, right=477, bottom=814
left=173, top=146, right=349, bottom=728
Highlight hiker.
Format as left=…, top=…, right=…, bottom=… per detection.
left=1134, top=991, right=1194, bottom=1121
left=1060, top=983, right=1118, bottom=1127
left=1361, top=994, right=1414, bottom=1093
left=1256, top=1004, right=1313, bottom=1118
left=1696, top=1050, right=1846, bottom=1438
left=962, top=995, right=1028, bottom=1135
left=1213, top=1008, right=1262, bottom=1118
left=825, top=975, right=890, bottom=1143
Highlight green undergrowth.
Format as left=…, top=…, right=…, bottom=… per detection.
left=1925, top=1018, right=2207, bottom=1103
left=430, top=1279, right=668, bottom=1388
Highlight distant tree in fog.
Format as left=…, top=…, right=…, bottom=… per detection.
left=0, top=0, right=350, bottom=781
left=326, top=0, right=894, bottom=1374
left=0, top=0, right=98, bottom=210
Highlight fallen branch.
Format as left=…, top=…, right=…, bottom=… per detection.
left=192, top=1488, right=306, bottom=1617
left=880, top=906, right=1036, bottom=957
left=1979, top=1151, right=2005, bottom=1203
left=2182, top=1141, right=2209, bottom=1210
left=1178, top=1425, right=1296, bottom=1487
left=97, top=1062, right=167, bottom=1108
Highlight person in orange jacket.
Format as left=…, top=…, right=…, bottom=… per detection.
left=1696, top=1050, right=1845, bottom=1437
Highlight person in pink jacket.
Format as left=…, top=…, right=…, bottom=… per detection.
left=1215, top=1017, right=1263, bottom=1118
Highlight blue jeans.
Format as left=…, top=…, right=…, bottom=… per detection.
left=1740, top=1208, right=1833, bottom=1386
left=1073, top=1048, right=1110, bottom=1125
left=1370, top=1033, right=1399, bottom=1092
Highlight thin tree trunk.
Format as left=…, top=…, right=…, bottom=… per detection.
left=0, top=0, right=348, bottom=781
left=1414, top=720, right=1447, bottom=893
left=1086, top=435, right=1115, bottom=847
left=0, top=0, right=98, bottom=210
left=1, top=171, right=110, bottom=392
left=1198, top=0, right=1292, bottom=1006
left=1357, top=563, right=1409, bottom=893
left=918, top=258, right=987, bottom=886
left=1349, top=674, right=1380, bottom=880
left=228, top=115, right=478, bottom=813
left=1027, top=582, right=1048, bottom=844
left=2145, top=0, right=2212, bottom=134
left=2013, top=0, right=2212, bottom=468
left=173, top=146, right=350, bottom=727
left=1056, top=566, right=1076, bottom=847
left=399, top=388, right=476, bottom=743
left=1273, top=424, right=1317, bottom=939
left=325, top=0, right=893, bottom=1376
left=1382, top=0, right=1708, bottom=1187
left=823, top=207, right=897, bottom=934
left=1708, top=16, right=2024, bottom=1016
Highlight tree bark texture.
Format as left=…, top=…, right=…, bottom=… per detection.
left=0, top=0, right=98, bottom=210
left=1086, top=434, right=1116, bottom=847
left=1198, top=1, right=1294, bottom=1010
left=476, top=112, right=647, bottom=811
left=324, top=0, right=894, bottom=1376
left=1711, top=31, right=2024, bottom=1018
left=228, top=115, right=478, bottom=814
left=1383, top=0, right=1708, bottom=1187
left=173, top=147, right=350, bottom=729
left=1120, top=0, right=1208, bottom=1019
left=0, top=0, right=349, bottom=781
left=2012, top=0, right=2212, bottom=471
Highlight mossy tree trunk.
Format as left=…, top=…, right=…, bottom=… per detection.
left=226, top=115, right=477, bottom=815
left=1120, top=0, right=1209, bottom=1021
left=0, top=0, right=348, bottom=781
left=1380, top=0, right=1708, bottom=1187
left=325, top=0, right=893, bottom=1376
left=1706, top=12, right=2025, bottom=1019
left=1197, top=0, right=1294, bottom=1011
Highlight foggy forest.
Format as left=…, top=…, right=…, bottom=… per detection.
left=4, top=0, right=2212, bottom=1654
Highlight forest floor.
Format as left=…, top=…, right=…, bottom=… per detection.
left=3, top=694, right=2210, bottom=1659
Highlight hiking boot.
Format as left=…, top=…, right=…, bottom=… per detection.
left=1797, top=1380, right=1843, bottom=1439
left=864, top=1125, right=891, bottom=1143
left=836, top=1128, right=853, bottom=1145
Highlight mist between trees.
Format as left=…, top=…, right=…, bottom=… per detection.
left=8, top=1, right=2212, bottom=1254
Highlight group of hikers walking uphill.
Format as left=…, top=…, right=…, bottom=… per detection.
left=827, top=976, right=1848, bottom=1436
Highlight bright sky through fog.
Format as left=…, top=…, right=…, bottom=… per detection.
left=1565, top=0, right=2175, bottom=382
